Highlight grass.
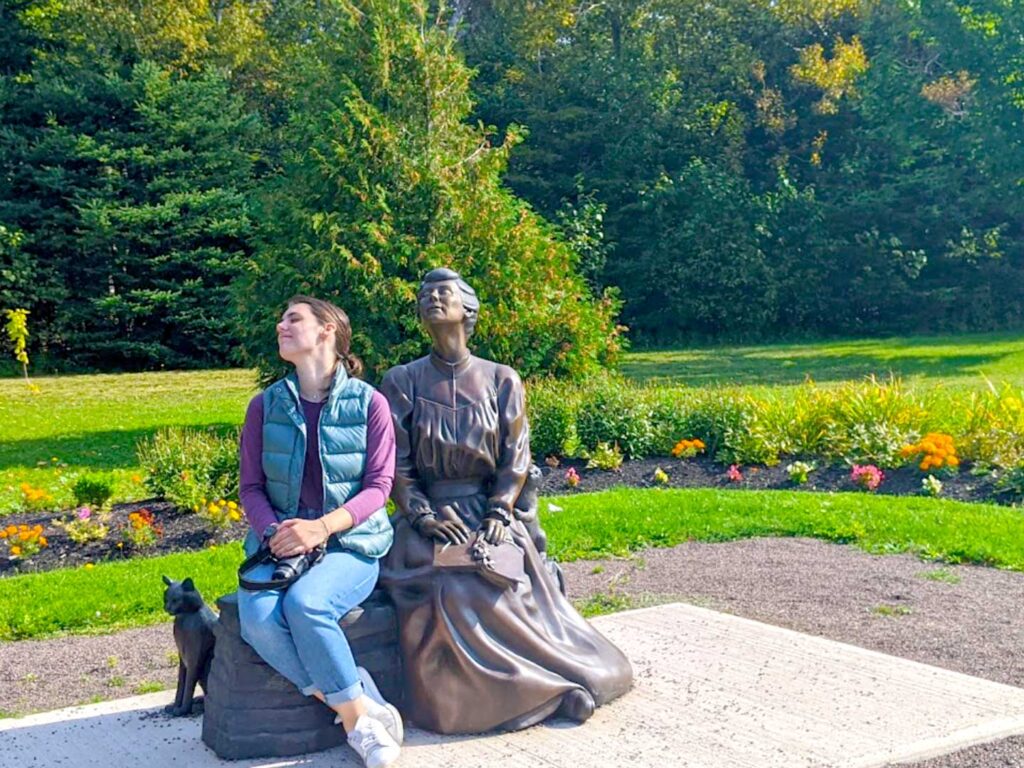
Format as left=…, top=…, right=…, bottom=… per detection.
left=872, top=604, right=913, bottom=617
left=0, top=369, right=256, bottom=514
left=622, top=331, right=1024, bottom=389
left=4, top=488, right=1024, bottom=641
left=917, top=568, right=962, bottom=584
left=574, top=592, right=682, bottom=618
left=0, top=542, right=243, bottom=641
left=540, top=488, right=1024, bottom=568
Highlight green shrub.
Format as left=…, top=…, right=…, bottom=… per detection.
left=647, top=387, right=697, bottom=456
left=135, top=428, right=239, bottom=512
left=584, top=441, right=624, bottom=471
left=527, top=381, right=580, bottom=458
left=521, top=375, right=1024, bottom=473
left=959, top=386, right=1024, bottom=469
left=71, top=474, right=115, bottom=509
left=576, top=376, right=656, bottom=458
left=994, top=464, right=1024, bottom=503
left=682, top=389, right=782, bottom=465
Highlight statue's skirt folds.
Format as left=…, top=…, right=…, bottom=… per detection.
left=380, top=490, right=633, bottom=735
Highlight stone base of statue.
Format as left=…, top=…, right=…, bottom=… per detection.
left=201, top=589, right=401, bottom=760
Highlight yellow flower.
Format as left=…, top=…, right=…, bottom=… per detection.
left=84, top=563, right=94, bottom=570
left=227, top=501, right=238, bottom=510
left=10, top=545, right=21, bottom=556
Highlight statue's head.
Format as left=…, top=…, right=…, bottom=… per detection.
left=417, top=267, right=480, bottom=338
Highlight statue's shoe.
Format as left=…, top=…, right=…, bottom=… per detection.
left=557, top=688, right=595, bottom=723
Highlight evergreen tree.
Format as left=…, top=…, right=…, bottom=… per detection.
left=235, top=0, right=621, bottom=382
left=0, top=26, right=259, bottom=368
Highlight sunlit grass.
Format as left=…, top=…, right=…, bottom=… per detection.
left=0, top=370, right=256, bottom=513
left=622, top=331, right=1024, bottom=389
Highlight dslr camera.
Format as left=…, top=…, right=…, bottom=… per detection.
left=263, top=523, right=326, bottom=582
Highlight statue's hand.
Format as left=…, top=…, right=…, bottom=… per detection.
left=482, top=518, right=509, bottom=546
left=417, top=515, right=471, bottom=545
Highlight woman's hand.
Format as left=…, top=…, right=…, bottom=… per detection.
left=417, top=516, right=470, bottom=545
left=482, top=518, right=509, bottom=546
left=269, top=518, right=329, bottom=557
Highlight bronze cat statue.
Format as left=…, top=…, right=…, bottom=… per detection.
left=514, top=464, right=566, bottom=595
left=162, top=575, right=217, bottom=716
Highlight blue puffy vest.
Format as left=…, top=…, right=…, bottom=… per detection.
left=253, top=368, right=393, bottom=559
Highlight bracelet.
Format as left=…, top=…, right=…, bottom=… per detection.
left=484, top=507, right=512, bottom=526
left=319, top=517, right=331, bottom=542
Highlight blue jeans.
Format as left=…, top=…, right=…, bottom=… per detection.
left=238, top=548, right=379, bottom=706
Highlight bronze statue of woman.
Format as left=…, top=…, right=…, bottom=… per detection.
left=379, top=267, right=633, bottom=734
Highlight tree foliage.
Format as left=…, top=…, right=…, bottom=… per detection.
left=234, top=0, right=621, bottom=383
left=463, top=0, right=1024, bottom=341
left=3, top=0, right=1024, bottom=371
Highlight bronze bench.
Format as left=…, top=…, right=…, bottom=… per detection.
left=201, top=589, right=402, bottom=760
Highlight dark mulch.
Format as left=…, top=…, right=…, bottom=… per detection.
left=538, top=454, right=1004, bottom=505
left=0, top=456, right=1010, bottom=577
left=0, top=500, right=249, bottom=577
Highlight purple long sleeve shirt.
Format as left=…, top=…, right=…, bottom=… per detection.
left=239, top=389, right=396, bottom=536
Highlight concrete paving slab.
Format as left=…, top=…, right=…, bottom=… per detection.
left=4, top=603, right=1024, bottom=768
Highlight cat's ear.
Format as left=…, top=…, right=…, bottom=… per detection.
left=182, top=577, right=195, bottom=591
left=162, top=575, right=172, bottom=586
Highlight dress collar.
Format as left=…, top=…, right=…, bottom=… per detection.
left=429, top=349, right=473, bottom=377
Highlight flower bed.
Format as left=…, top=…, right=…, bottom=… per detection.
left=0, top=499, right=248, bottom=577
left=0, top=456, right=1008, bottom=577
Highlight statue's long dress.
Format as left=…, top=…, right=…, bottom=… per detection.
left=379, top=353, right=632, bottom=734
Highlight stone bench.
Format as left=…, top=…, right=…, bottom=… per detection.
left=201, top=588, right=402, bottom=760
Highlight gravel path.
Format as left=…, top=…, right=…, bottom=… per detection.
left=2, top=537, right=1023, bottom=766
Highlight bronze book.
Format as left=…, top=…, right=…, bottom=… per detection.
left=433, top=533, right=526, bottom=590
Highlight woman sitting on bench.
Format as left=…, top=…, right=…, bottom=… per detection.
left=237, top=296, right=402, bottom=768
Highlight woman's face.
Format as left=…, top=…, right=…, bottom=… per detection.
left=276, top=303, right=330, bottom=363
left=418, top=279, right=466, bottom=327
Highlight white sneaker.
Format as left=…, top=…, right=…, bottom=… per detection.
left=347, top=715, right=400, bottom=768
left=358, top=666, right=404, bottom=745
left=335, top=667, right=404, bottom=745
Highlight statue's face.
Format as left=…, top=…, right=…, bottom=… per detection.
left=418, top=279, right=465, bottom=326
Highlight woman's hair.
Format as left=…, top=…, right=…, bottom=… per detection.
left=419, top=267, right=480, bottom=338
left=286, top=295, right=364, bottom=378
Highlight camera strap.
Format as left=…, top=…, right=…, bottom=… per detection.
left=237, top=545, right=325, bottom=591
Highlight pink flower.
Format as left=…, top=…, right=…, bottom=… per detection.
left=76, top=506, right=92, bottom=520
left=727, top=464, right=743, bottom=482
left=565, top=467, right=580, bottom=488
left=850, top=464, right=884, bottom=492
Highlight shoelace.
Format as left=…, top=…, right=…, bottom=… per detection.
left=352, top=723, right=383, bottom=751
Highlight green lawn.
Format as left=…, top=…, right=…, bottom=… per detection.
left=0, top=369, right=256, bottom=513
left=3, top=488, right=1022, bottom=641
left=621, top=331, right=1024, bottom=389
